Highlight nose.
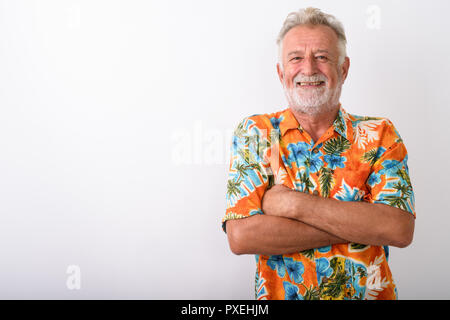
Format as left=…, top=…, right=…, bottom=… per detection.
left=301, top=56, right=318, bottom=76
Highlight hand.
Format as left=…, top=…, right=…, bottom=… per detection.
left=262, top=184, right=296, bottom=218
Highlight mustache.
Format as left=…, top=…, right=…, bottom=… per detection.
left=293, top=73, right=327, bottom=83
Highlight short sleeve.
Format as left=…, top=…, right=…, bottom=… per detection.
left=364, top=121, right=416, bottom=218
left=222, top=117, right=274, bottom=232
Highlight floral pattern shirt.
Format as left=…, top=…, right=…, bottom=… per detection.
left=223, top=106, right=415, bottom=300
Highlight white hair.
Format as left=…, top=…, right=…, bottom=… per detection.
left=276, top=7, right=347, bottom=69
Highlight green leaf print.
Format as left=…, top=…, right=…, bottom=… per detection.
left=319, top=167, right=334, bottom=198
left=361, top=148, right=379, bottom=165
left=350, top=243, right=369, bottom=251
left=300, top=249, right=315, bottom=260
left=323, top=136, right=350, bottom=155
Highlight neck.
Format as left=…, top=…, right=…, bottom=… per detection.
left=290, top=104, right=340, bottom=143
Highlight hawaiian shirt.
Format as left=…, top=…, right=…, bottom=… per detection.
left=223, top=106, right=415, bottom=300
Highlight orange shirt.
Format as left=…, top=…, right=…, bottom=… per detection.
left=223, top=106, right=415, bottom=300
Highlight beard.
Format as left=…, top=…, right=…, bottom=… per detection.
left=283, top=73, right=342, bottom=116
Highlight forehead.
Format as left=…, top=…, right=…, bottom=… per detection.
left=282, top=24, right=339, bottom=54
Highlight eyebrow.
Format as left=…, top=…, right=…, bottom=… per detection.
left=287, top=49, right=330, bottom=56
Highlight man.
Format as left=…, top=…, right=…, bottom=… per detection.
left=222, top=7, right=415, bottom=300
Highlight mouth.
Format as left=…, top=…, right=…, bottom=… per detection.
left=296, top=81, right=325, bottom=87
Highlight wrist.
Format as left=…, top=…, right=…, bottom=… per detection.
left=262, top=184, right=294, bottom=217
left=290, top=190, right=318, bottom=221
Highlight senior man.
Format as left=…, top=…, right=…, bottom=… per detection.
left=222, top=8, right=415, bottom=300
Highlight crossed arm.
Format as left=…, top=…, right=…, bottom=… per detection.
left=226, top=184, right=415, bottom=256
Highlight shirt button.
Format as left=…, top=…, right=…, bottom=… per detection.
left=313, top=190, right=319, bottom=196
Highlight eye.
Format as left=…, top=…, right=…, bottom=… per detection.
left=290, top=56, right=302, bottom=62
left=316, top=55, right=328, bottom=61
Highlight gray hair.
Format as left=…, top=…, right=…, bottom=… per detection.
left=277, top=7, right=347, bottom=68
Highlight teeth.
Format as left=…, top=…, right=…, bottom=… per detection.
left=297, top=81, right=323, bottom=86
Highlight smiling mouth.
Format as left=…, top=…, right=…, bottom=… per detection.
left=296, top=81, right=325, bottom=87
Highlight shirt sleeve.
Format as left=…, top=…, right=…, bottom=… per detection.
left=364, top=120, right=416, bottom=218
left=222, top=116, right=274, bottom=233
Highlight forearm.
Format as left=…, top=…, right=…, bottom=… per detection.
left=265, top=187, right=414, bottom=247
left=296, top=195, right=414, bottom=247
left=226, top=214, right=348, bottom=256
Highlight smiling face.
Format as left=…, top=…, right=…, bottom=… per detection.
left=277, top=24, right=350, bottom=115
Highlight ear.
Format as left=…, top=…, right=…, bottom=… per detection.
left=276, top=63, right=284, bottom=84
left=340, top=57, right=350, bottom=82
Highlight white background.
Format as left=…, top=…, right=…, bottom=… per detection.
left=0, top=0, right=449, bottom=299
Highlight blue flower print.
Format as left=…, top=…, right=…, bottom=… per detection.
left=323, top=154, right=346, bottom=170
left=367, top=172, right=381, bottom=187
left=266, top=255, right=286, bottom=278
left=285, top=142, right=310, bottom=166
left=283, top=282, right=303, bottom=300
left=270, top=116, right=284, bottom=130
left=317, top=245, right=331, bottom=253
left=285, top=142, right=324, bottom=173
left=316, top=257, right=333, bottom=283
left=308, top=149, right=324, bottom=173
left=284, top=258, right=305, bottom=284
left=379, top=159, right=401, bottom=177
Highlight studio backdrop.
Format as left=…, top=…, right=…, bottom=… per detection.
left=0, top=0, right=449, bottom=299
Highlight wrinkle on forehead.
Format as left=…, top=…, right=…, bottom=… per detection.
left=282, top=25, right=339, bottom=56
left=287, top=49, right=330, bottom=57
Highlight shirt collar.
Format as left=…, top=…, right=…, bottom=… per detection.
left=278, top=107, right=301, bottom=137
left=278, top=105, right=353, bottom=142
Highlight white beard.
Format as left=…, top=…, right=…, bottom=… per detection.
left=283, top=73, right=342, bottom=116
